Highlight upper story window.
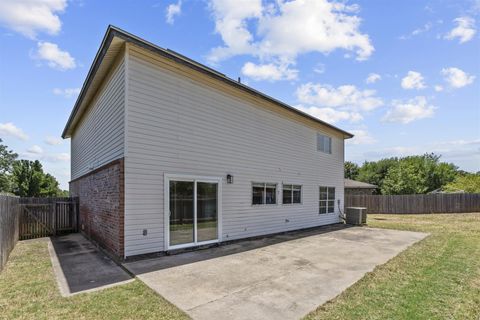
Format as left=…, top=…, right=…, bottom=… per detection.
left=283, top=184, right=302, bottom=204
left=252, top=183, right=277, bottom=205
left=317, top=133, right=332, bottom=154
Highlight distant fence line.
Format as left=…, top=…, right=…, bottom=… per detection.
left=0, top=195, right=20, bottom=272
left=345, top=193, right=480, bottom=214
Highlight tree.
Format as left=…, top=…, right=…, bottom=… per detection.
left=0, top=139, right=18, bottom=193
left=40, top=173, right=62, bottom=197
left=381, top=154, right=457, bottom=195
left=11, top=160, right=64, bottom=197
left=443, top=174, right=480, bottom=193
left=357, top=157, right=399, bottom=190
left=344, top=161, right=359, bottom=180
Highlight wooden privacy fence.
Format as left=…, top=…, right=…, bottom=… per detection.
left=0, top=195, right=20, bottom=272
left=19, top=197, right=79, bottom=240
left=345, top=193, right=480, bottom=214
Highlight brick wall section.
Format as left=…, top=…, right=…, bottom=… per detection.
left=70, top=158, right=124, bottom=259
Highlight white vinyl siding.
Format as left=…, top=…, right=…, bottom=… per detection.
left=71, top=58, right=125, bottom=179
left=123, top=45, right=345, bottom=257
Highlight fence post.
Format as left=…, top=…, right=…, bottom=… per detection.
left=52, top=202, right=56, bottom=236
left=0, top=195, right=20, bottom=272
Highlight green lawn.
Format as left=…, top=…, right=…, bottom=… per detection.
left=0, top=239, right=189, bottom=320
left=306, top=213, right=480, bottom=320
left=1, top=213, right=479, bottom=320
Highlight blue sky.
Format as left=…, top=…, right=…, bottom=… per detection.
left=0, top=0, right=479, bottom=189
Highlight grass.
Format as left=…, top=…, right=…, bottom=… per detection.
left=305, top=213, right=480, bottom=320
left=0, top=239, right=189, bottom=320
left=1, top=213, right=479, bottom=319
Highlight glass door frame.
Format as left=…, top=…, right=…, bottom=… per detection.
left=164, top=173, right=222, bottom=250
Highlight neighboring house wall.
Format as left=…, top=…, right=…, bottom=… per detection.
left=345, top=188, right=376, bottom=196
left=69, top=53, right=126, bottom=258
left=70, top=57, right=125, bottom=180
left=123, top=44, right=345, bottom=257
left=70, top=159, right=125, bottom=258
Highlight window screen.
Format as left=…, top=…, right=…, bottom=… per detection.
left=282, top=184, right=302, bottom=204
left=252, top=183, right=277, bottom=205
left=317, top=134, right=332, bottom=154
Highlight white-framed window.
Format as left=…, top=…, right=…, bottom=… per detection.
left=282, top=184, right=302, bottom=204
left=317, top=133, right=332, bottom=154
left=252, top=183, right=277, bottom=205
left=319, top=186, right=335, bottom=214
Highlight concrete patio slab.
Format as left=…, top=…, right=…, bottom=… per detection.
left=124, top=225, right=427, bottom=320
left=48, top=233, right=133, bottom=296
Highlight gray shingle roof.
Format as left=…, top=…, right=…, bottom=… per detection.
left=344, top=179, right=377, bottom=189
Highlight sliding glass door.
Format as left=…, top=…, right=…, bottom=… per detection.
left=197, top=182, right=218, bottom=242
left=167, top=176, right=220, bottom=249
left=169, top=181, right=194, bottom=246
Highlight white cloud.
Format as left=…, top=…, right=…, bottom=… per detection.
left=46, top=153, right=70, bottom=162
left=35, top=41, right=76, bottom=70
left=435, top=139, right=480, bottom=147
left=0, top=122, right=29, bottom=140
left=402, top=71, right=426, bottom=90
left=400, top=22, right=432, bottom=40
left=207, top=0, right=374, bottom=70
left=296, top=83, right=383, bottom=111
left=45, top=136, right=63, bottom=146
left=0, top=0, right=67, bottom=39
left=401, top=71, right=426, bottom=90
left=27, top=145, right=43, bottom=154
left=434, top=85, right=444, bottom=92
left=53, top=87, right=80, bottom=98
left=294, top=105, right=363, bottom=124
left=314, top=63, right=326, bottom=74
left=347, top=129, right=376, bottom=145
left=399, top=21, right=442, bottom=40
left=22, top=150, right=70, bottom=163
left=444, top=17, right=476, bottom=43
left=208, top=0, right=263, bottom=62
left=363, top=139, right=480, bottom=172
left=166, top=1, right=182, bottom=25
left=441, top=67, right=475, bottom=88
left=365, top=73, right=381, bottom=84
left=382, top=96, right=436, bottom=124
left=364, top=146, right=418, bottom=158
left=241, top=61, right=298, bottom=81
left=411, top=22, right=433, bottom=36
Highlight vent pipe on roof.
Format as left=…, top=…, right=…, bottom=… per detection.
left=238, top=77, right=241, bottom=83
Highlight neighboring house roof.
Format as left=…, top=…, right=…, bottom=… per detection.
left=428, top=188, right=465, bottom=194
left=62, top=25, right=354, bottom=139
left=344, top=179, right=377, bottom=189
